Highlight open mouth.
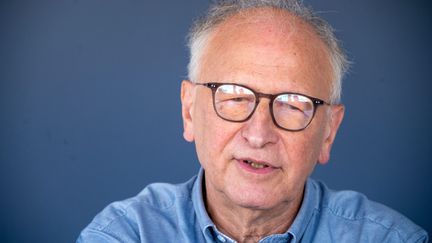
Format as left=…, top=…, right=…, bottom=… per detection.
left=242, top=159, right=269, bottom=169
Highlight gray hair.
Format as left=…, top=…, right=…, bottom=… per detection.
left=186, top=0, right=349, bottom=104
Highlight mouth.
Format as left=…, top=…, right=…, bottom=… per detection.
left=236, top=157, right=278, bottom=174
left=242, top=159, right=270, bottom=169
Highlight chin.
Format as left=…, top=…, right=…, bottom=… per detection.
left=227, top=188, right=282, bottom=210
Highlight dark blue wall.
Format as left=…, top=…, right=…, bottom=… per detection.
left=1, top=1, right=431, bottom=242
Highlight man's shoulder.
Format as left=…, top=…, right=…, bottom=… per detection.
left=77, top=176, right=198, bottom=242
left=96, top=176, right=195, bottom=224
left=309, top=179, right=428, bottom=242
left=133, top=177, right=196, bottom=209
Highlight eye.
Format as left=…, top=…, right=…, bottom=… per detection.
left=217, top=93, right=255, bottom=103
left=275, top=100, right=303, bottom=112
left=286, top=103, right=303, bottom=111
left=228, top=97, right=252, bottom=102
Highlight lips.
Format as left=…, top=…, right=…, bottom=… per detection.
left=236, top=157, right=279, bottom=175
left=236, top=157, right=278, bottom=169
left=243, top=159, right=268, bottom=169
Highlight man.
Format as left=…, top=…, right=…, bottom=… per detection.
left=78, top=0, right=428, bottom=242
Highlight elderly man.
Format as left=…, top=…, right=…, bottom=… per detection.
left=78, top=0, right=428, bottom=242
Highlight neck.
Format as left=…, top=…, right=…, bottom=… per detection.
left=204, top=182, right=304, bottom=242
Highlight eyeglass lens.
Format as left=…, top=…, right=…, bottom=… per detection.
left=214, top=84, right=315, bottom=131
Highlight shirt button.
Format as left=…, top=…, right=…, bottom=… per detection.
left=217, top=234, right=226, bottom=242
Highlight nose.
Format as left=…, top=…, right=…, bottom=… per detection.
left=240, top=99, right=279, bottom=148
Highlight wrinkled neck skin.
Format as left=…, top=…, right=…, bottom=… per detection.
left=204, top=178, right=304, bottom=243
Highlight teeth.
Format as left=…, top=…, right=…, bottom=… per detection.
left=242, top=159, right=269, bottom=169
left=250, top=162, right=266, bottom=169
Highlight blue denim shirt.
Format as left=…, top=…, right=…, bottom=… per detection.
left=77, top=169, right=428, bottom=242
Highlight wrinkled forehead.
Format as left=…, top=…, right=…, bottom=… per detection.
left=198, top=7, right=334, bottom=96
left=212, top=7, right=325, bottom=47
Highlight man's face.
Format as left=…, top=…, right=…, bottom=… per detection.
left=181, top=9, right=344, bottom=210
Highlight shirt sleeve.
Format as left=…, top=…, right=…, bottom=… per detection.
left=77, top=228, right=123, bottom=243
left=77, top=224, right=139, bottom=243
left=410, top=229, right=429, bottom=243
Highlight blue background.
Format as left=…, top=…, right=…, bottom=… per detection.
left=1, top=0, right=431, bottom=242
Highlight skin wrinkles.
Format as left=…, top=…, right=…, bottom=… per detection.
left=181, top=7, right=344, bottom=243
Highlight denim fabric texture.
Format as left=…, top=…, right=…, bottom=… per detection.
left=77, top=168, right=428, bottom=243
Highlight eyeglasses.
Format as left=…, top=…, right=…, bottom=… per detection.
left=195, top=82, right=330, bottom=132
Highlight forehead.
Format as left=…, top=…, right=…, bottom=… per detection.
left=198, top=8, right=333, bottom=97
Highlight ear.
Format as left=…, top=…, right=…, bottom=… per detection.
left=181, top=80, right=195, bottom=142
left=318, top=105, right=345, bottom=164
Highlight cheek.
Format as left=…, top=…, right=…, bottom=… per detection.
left=193, top=99, right=239, bottom=169
left=281, top=125, right=326, bottom=171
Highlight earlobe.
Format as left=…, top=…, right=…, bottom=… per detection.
left=318, top=105, right=345, bottom=164
left=181, top=80, right=195, bottom=142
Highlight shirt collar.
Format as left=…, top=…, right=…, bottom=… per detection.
left=287, top=178, right=319, bottom=242
left=191, top=168, right=216, bottom=237
left=191, top=168, right=237, bottom=242
left=191, top=168, right=319, bottom=242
